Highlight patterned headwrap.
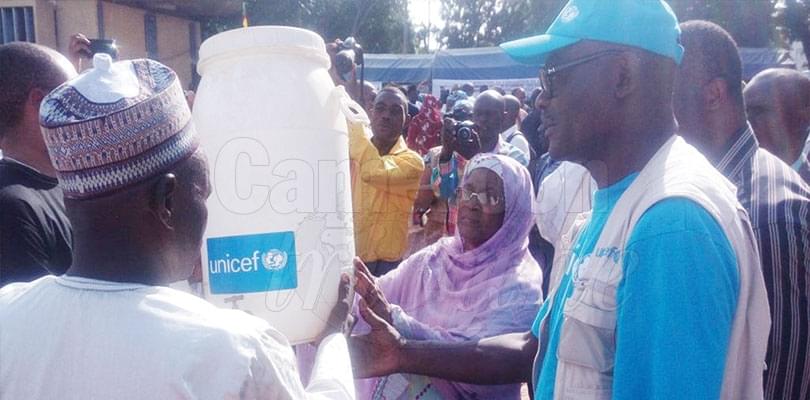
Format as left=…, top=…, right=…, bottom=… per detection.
left=39, top=54, right=198, bottom=199
left=405, top=94, right=442, bottom=156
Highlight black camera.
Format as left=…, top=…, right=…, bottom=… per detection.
left=451, top=120, right=476, bottom=143
left=85, top=39, right=119, bottom=60
left=335, top=37, right=363, bottom=76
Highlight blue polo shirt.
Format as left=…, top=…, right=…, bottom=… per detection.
left=532, top=173, right=739, bottom=399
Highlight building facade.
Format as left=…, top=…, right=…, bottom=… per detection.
left=0, top=0, right=239, bottom=89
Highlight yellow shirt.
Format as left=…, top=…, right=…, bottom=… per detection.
left=349, top=120, right=424, bottom=262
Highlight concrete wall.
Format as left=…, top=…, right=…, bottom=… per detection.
left=157, top=12, right=197, bottom=89
left=1, top=0, right=200, bottom=89
left=101, top=0, right=146, bottom=60
left=0, top=0, right=35, bottom=8
left=32, top=0, right=55, bottom=49
left=52, top=0, right=99, bottom=54
left=101, top=1, right=198, bottom=88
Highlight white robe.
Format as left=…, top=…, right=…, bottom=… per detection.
left=0, top=275, right=354, bottom=400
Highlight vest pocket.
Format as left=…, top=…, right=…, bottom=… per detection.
left=556, top=301, right=615, bottom=398
left=558, top=301, right=615, bottom=371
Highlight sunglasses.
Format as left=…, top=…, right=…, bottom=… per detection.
left=539, top=49, right=625, bottom=98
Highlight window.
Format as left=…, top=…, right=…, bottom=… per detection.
left=0, top=7, right=35, bottom=44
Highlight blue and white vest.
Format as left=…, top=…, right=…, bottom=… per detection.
left=534, top=135, right=770, bottom=400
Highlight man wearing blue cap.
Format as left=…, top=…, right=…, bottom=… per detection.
left=350, top=1, right=770, bottom=399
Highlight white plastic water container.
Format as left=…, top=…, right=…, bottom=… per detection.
left=193, top=26, right=355, bottom=344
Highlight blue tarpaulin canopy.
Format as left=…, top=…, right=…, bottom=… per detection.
left=432, top=47, right=541, bottom=80
left=739, top=47, right=795, bottom=80
left=364, top=47, right=543, bottom=84
left=363, top=46, right=794, bottom=84
left=363, top=53, right=433, bottom=83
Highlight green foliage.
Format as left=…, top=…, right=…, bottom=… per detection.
left=413, top=24, right=442, bottom=53
left=667, top=0, right=774, bottom=47
left=204, top=0, right=414, bottom=53
left=438, top=0, right=563, bottom=48
left=201, top=0, right=789, bottom=53
left=440, top=0, right=497, bottom=48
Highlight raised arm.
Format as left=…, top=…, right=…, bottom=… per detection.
left=349, top=301, right=537, bottom=385
left=349, top=122, right=424, bottom=188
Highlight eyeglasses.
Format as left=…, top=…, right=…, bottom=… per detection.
left=457, top=187, right=502, bottom=207
left=539, top=50, right=625, bottom=98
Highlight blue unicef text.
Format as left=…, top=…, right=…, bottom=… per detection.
left=207, top=231, right=298, bottom=294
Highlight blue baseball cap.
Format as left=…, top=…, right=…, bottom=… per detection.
left=500, top=0, right=683, bottom=65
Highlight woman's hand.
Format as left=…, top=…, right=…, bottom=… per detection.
left=354, top=258, right=394, bottom=325
left=349, top=299, right=406, bottom=378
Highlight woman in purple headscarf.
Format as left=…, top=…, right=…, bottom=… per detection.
left=353, top=153, right=543, bottom=399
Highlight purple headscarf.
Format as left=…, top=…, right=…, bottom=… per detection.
left=358, top=153, right=543, bottom=399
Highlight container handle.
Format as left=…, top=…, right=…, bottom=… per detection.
left=332, top=86, right=371, bottom=126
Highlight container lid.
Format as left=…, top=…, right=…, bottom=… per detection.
left=198, top=26, right=330, bottom=74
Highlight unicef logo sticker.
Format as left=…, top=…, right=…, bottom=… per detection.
left=207, top=231, right=298, bottom=294
left=560, top=5, right=579, bottom=23
left=262, top=249, right=288, bottom=270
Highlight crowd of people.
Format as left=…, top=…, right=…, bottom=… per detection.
left=1, top=0, right=810, bottom=399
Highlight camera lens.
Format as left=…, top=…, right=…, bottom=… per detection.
left=457, top=126, right=472, bottom=141
left=453, top=120, right=475, bottom=143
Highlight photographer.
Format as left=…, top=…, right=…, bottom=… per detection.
left=409, top=100, right=482, bottom=254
